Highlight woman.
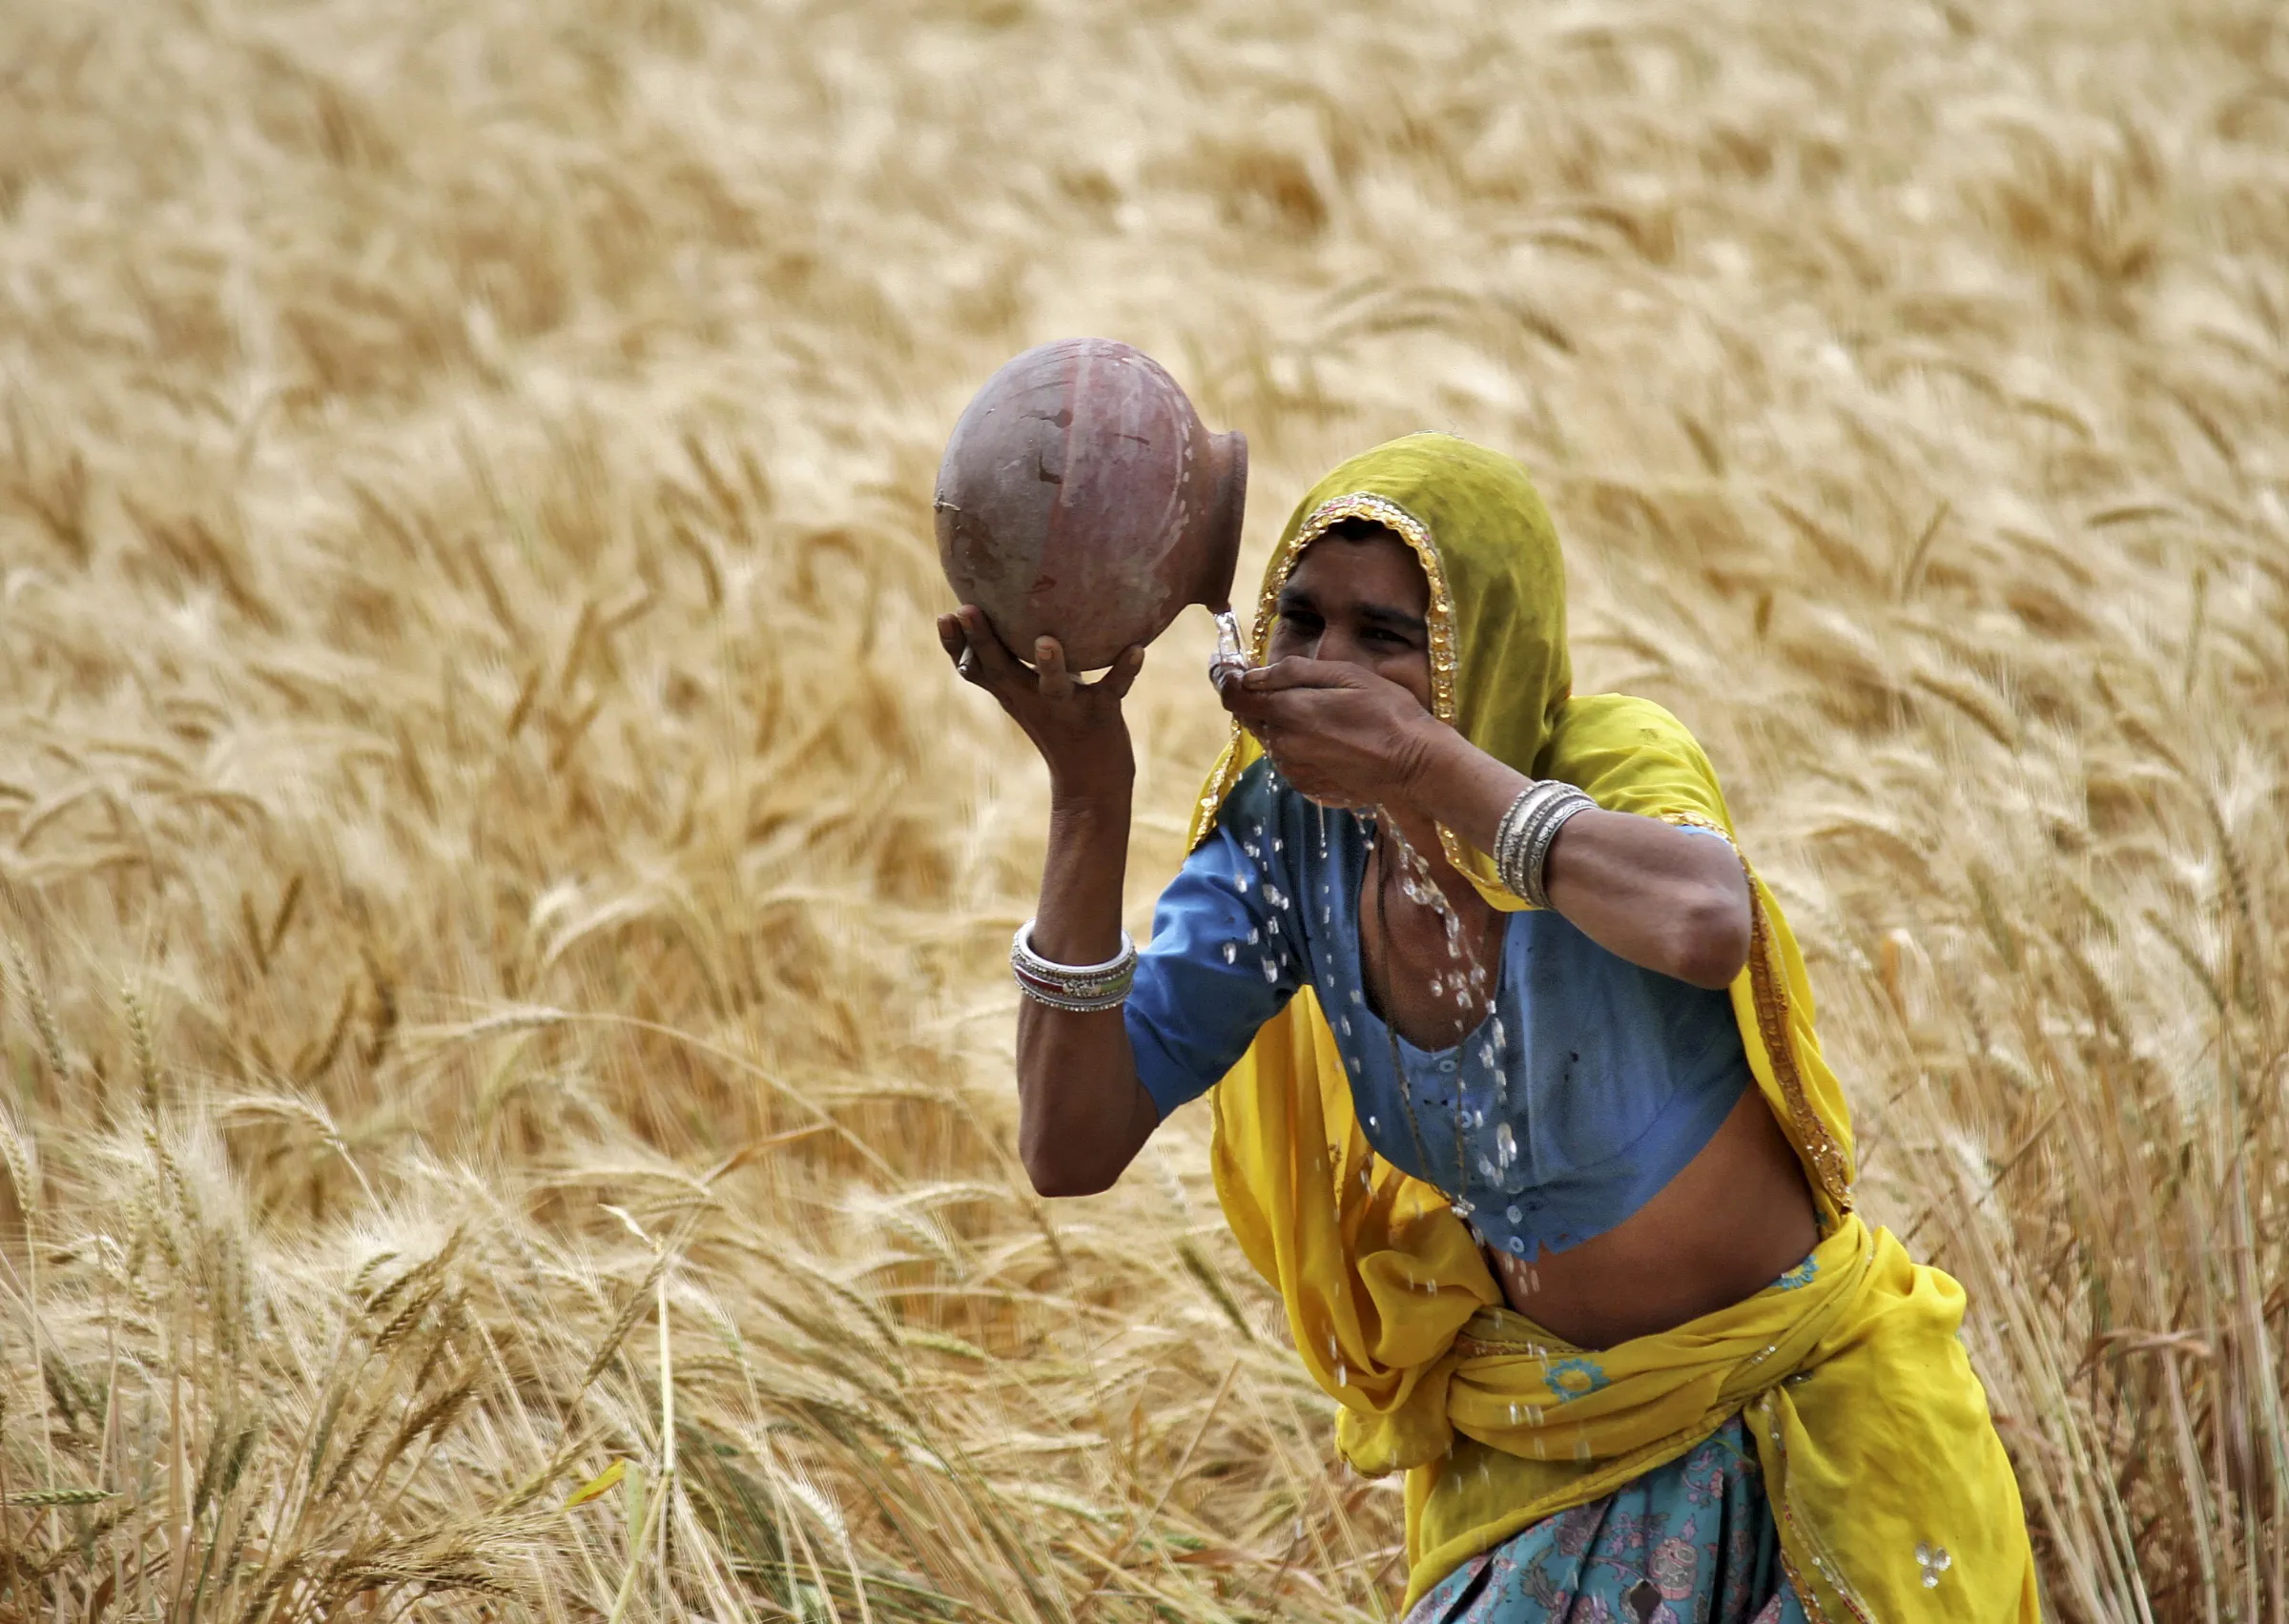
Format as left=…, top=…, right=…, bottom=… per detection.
left=938, top=435, right=2039, bottom=1622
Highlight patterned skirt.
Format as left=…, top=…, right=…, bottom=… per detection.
left=1400, top=1414, right=1806, bottom=1624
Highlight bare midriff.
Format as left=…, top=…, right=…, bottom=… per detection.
left=1359, top=834, right=1820, bottom=1353
left=1485, top=1085, right=1819, bottom=1349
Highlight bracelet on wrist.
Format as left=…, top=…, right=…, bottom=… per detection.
left=1494, top=782, right=1597, bottom=910
left=1010, top=920, right=1137, bottom=1013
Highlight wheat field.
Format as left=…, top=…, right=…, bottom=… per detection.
left=0, top=0, right=2283, bottom=1618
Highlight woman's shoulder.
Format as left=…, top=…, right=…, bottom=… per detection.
left=1539, top=693, right=1734, bottom=831
left=1550, top=691, right=1705, bottom=749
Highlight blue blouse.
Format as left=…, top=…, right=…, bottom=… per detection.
left=1124, top=760, right=1751, bottom=1262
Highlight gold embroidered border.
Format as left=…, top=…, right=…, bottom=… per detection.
left=1659, top=811, right=1733, bottom=842
left=1757, top=1390, right=1879, bottom=1624
left=1745, top=871, right=1854, bottom=1212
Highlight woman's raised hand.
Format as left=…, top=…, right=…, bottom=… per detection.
left=938, top=605, right=1144, bottom=802
left=1221, top=656, right=1444, bottom=810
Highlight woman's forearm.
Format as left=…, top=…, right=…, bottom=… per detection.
left=1015, top=791, right=1161, bottom=1196
left=1399, top=725, right=1751, bottom=989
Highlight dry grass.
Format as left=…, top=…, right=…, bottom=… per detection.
left=0, top=0, right=2283, bottom=1618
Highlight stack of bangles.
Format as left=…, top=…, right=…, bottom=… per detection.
left=1495, top=780, right=1598, bottom=910
left=1010, top=921, right=1137, bottom=1013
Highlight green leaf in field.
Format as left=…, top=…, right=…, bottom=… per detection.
left=563, top=1458, right=627, bottom=1510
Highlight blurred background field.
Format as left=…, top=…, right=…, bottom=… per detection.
left=1, top=0, right=2285, bottom=1618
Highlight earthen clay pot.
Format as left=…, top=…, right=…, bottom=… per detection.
left=935, top=339, right=1248, bottom=671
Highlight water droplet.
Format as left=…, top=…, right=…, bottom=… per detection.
left=1367, top=1115, right=1379, bottom=1130
left=1260, top=958, right=1280, bottom=982
left=1338, top=1016, right=1351, bottom=1037
left=1351, top=987, right=1365, bottom=1004
left=1222, top=942, right=1238, bottom=964
left=1248, top=926, right=1261, bottom=944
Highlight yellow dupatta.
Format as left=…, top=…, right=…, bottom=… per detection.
left=1188, top=437, right=2040, bottom=1620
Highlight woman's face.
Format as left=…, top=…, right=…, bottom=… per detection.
left=1263, top=529, right=1435, bottom=711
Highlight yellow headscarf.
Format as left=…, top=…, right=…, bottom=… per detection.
left=1189, top=436, right=2040, bottom=1620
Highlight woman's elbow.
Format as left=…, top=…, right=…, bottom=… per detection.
left=1022, top=1145, right=1120, bottom=1200
left=1674, top=890, right=1752, bottom=990
left=1018, top=1106, right=1138, bottom=1199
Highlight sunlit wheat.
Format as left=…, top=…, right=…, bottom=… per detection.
left=0, top=0, right=2282, bottom=1619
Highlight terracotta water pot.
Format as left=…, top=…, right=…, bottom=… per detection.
left=935, top=339, right=1248, bottom=671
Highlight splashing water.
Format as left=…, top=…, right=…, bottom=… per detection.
left=1209, top=608, right=1250, bottom=691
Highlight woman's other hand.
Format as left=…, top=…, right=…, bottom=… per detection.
left=938, top=606, right=1144, bottom=803
left=1220, top=656, right=1441, bottom=809
left=937, top=603, right=1160, bottom=1198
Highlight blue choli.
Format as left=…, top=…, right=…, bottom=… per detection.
left=1124, top=761, right=1751, bottom=1262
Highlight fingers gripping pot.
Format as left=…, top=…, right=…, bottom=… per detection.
left=935, top=339, right=1248, bottom=672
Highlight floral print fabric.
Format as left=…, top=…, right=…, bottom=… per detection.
left=1401, top=1415, right=1806, bottom=1624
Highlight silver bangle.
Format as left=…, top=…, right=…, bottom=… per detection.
left=1523, top=792, right=1594, bottom=909
left=1011, top=920, right=1137, bottom=1012
left=1494, top=783, right=1570, bottom=895
left=1494, top=783, right=1548, bottom=894
left=1495, top=782, right=1595, bottom=909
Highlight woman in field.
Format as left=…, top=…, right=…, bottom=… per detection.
left=938, top=435, right=2039, bottom=1622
